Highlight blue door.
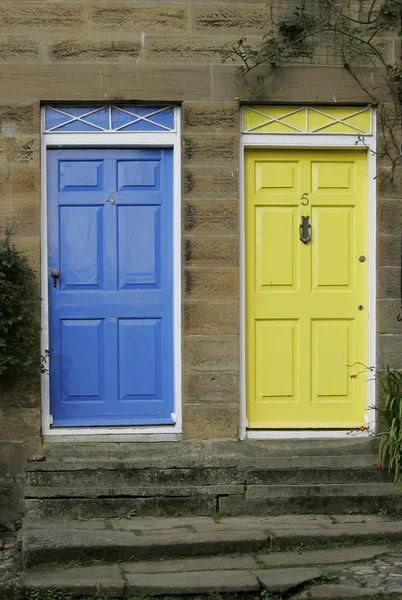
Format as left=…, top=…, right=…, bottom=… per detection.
left=47, top=148, right=174, bottom=426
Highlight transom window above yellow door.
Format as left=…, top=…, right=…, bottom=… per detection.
left=242, top=105, right=371, bottom=135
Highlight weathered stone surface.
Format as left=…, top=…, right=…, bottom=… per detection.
left=0, top=4, right=85, bottom=32
left=91, top=5, right=189, bottom=32
left=0, top=105, right=36, bottom=135
left=126, top=570, right=259, bottom=594
left=257, top=545, right=389, bottom=568
left=184, top=201, right=238, bottom=233
left=0, top=37, right=39, bottom=62
left=123, top=553, right=259, bottom=573
left=191, top=4, right=272, bottom=33
left=184, top=300, right=238, bottom=335
left=378, top=166, right=402, bottom=198
left=183, top=102, right=238, bottom=132
left=183, top=404, right=239, bottom=439
left=255, top=567, right=322, bottom=592
left=0, top=407, right=40, bottom=440
left=378, top=334, right=402, bottom=369
left=183, top=136, right=238, bottom=164
left=0, top=196, right=40, bottom=236
left=212, top=65, right=373, bottom=103
left=147, top=36, right=249, bottom=64
left=0, top=64, right=211, bottom=102
left=378, top=199, right=402, bottom=234
left=24, top=496, right=217, bottom=521
left=183, top=167, right=238, bottom=197
left=183, top=336, right=238, bottom=371
left=23, top=565, right=124, bottom=597
left=184, top=267, right=238, bottom=298
left=48, top=38, right=142, bottom=62
left=298, top=584, right=379, bottom=598
left=11, top=235, right=40, bottom=275
left=2, top=137, right=39, bottom=165
left=183, top=372, right=238, bottom=404
left=184, top=237, right=238, bottom=266
left=378, top=234, right=400, bottom=266
left=0, top=168, right=39, bottom=201
left=378, top=266, right=399, bottom=298
left=377, top=299, right=402, bottom=333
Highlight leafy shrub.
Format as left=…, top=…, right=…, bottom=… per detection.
left=0, top=234, right=42, bottom=381
left=376, top=367, right=402, bottom=485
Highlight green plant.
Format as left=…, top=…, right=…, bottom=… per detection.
left=0, top=231, right=44, bottom=381
left=375, top=367, right=402, bottom=485
left=319, top=570, right=341, bottom=584
left=26, top=590, right=74, bottom=600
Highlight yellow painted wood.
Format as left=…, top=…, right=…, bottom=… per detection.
left=243, top=106, right=371, bottom=135
left=245, top=149, right=367, bottom=428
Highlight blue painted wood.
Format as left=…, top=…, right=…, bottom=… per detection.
left=47, top=148, right=174, bottom=426
left=45, top=106, right=175, bottom=132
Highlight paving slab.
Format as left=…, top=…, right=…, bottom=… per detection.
left=254, top=567, right=322, bottom=592
left=125, top=569, right=260, bottom=594
left=122, top=554, right=259, bottom=573
left=297, top=584, right=380, bottom=598
left=23, top=565, right=124, bottom=597
left=257, top=545, right=390, bottom=568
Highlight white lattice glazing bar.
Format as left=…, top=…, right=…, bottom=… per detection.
left=242, top=105, right=372, bottom=135
left=44, top=105, right=176, bottom=133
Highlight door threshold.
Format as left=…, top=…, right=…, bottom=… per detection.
left=245, top=429, right=369, bottom=440
left=44, top=427, right=182, bottom=442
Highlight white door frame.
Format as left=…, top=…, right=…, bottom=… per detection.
left=41, top=108, right=182, bottom=439
left=239, top=113, right=377, bottom=440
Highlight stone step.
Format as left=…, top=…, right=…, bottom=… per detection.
left=26, top=455, right=384, bottom=487
left=19, top=514, right=400, bottom=569
left=20, top=544, right=393, bottom=597
left=40, top=438, right=376, bottom=461
left=24, top=482, right=402, bottom=519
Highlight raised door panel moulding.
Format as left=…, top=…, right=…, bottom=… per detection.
left=44, top=105, right=176, bottom=133
left=242, top=105, right=372, bottom=135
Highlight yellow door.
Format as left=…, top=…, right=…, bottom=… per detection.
left=245, top=149, right=367, bottom=428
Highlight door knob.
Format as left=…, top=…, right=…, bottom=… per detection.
left=51, top=268, right=60, bottom=288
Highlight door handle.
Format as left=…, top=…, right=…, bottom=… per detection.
left=51, top=268, right=60, bottom=288
left=299, top=215, right=312, bottom=244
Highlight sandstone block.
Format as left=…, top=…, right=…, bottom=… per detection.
left=0, top=168, right=39, bottom=200
left=183, top=404, right=239, bottom=439
left=377, top=266, right=399, bottom=298
left=184, top=300, right=239, bottom=335
left=48, top=38, right=142, bottom=62
left=0, top=105, right=36, bottom=135
left=183, top=136, right=238, bottom=164
left=377, top=299, right=402, bottom=334
left=183, top=372, right=238, bottom=404
left=184, top=267, right=238, bottom=298
left=2, top=137, right=39, bottom=165
left=378, top=334, right=402, bottom=369
left=184, top=236, right=238, bottom=266
left=146, top=36, right=247, bottom=64
left=0, top=406, right=41, bottom=440
left=183, top=336, right=238, bottom=372
left=0, top=36, right=39, bottom=62
left=191, top=4, right=272, bottom=34
left=0, top=4, right=85, bottom=33
left=0, top=196, right=40, bottom=236
left=184, top=201, right=238, bottom=234
left=378, top=166, right=402, bottom=198
left=183, top=103, right=238, bottom=133
left=12, top=235, right=40, bottom=275
left=0, top=64, right=211, bottom=103
left=378, top=199, right=402, bottom=234
left=91, top=5, right=188, bottom=33
left=212, top=65, right=373, bottom=103
left=183, top=168, right=238, bottom=197
left=378, top=234, right=400, bottom=266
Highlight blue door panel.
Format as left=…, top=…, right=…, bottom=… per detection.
left=47, top=148, right=174, bottom=427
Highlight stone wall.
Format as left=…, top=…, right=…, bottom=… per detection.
left=0, top=0, right=401, bottom=523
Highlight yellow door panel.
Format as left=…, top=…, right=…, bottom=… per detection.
left=246, top=149, right=367, bottom=428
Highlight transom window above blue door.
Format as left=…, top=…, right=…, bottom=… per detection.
left=44, top=105, right=176, bottom=133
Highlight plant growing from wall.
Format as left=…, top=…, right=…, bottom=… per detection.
left=0, top=228, right=44, bottom=382
left=375, top=367, right=402, bottom=485
left=221, top=0, right=402, bottom=178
